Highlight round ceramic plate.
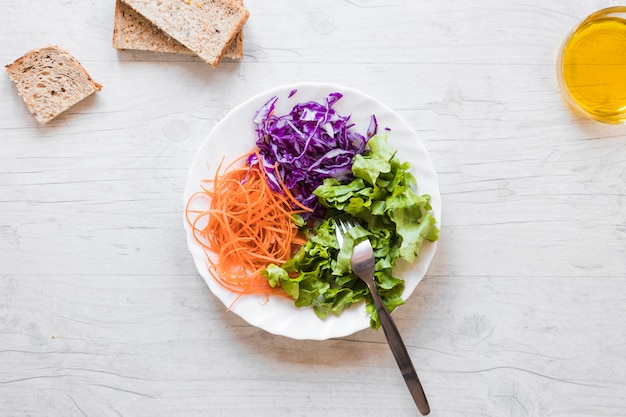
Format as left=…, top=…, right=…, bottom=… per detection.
left=183, top=82, right=441, bottom=340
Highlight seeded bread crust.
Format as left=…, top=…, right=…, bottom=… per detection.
left=5, top=45, right=102, bottom=123
left=112, top=0, right=244, bottom=60
left=120, top=0, right=249, bottom=67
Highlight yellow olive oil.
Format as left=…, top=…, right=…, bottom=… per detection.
left=559, top=8, right=626, bottom=123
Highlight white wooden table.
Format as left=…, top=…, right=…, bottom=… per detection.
left=2, top=1, right=626, bottom=416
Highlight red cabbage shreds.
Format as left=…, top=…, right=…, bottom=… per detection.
left=247, top=92, right=377, bottom=219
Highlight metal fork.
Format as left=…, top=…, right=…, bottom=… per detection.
left=335, top=217, right=430, bottom=416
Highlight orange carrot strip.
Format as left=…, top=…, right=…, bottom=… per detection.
left=185, top=150, right=312, bottom=298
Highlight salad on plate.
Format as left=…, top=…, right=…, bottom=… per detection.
left=184, top=83, right=440, bottom=339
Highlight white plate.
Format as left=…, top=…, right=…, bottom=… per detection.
left=183, top=82, right=441, bottom=340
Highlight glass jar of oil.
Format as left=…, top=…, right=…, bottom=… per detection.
left=558, top=7, right=626, bottom=123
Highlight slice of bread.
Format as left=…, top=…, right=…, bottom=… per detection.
left=112, top=0, right=243, bottom=60
left=120, top=0, right=248, bottom=67
left=5, top=45, right=102, bottom=123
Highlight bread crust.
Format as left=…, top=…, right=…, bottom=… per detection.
left=5, top=45, right=102, bottom=123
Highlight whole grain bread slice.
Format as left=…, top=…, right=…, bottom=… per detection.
left=120, top=0, right=248, bottom=67
left=112, top=0, right=243, bottom=60
left=5, top=45, right=102, bottom=123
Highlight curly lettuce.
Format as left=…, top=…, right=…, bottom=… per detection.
left=263, top=135, right=439, bottom=328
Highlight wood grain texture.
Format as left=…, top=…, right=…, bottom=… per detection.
left=2, top=1, right=626, bottom=416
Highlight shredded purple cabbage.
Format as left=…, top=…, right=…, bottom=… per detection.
left=247, top=91, right=377, bottom=219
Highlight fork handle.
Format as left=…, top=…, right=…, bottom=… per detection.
left=371, top=289, right=430, bottom=415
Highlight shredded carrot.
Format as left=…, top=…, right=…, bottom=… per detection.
left=185, top=150, right=311, bottom=298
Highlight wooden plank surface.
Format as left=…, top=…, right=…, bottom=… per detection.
left=1, top=1, right=626, bottom=416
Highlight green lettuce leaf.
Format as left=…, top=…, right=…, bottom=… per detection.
left=263, top=134, right=439, bottom=328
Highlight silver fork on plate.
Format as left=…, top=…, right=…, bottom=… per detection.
left=335, top=217, right=430, bottom=416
